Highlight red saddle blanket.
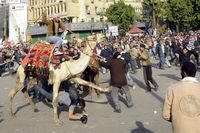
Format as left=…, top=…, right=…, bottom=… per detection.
left=22, top=42, right=55, bottom=68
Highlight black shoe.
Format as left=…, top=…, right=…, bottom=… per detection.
left=145, top=87, right=151, bottom=93
left=127, top=104, right=133, bottom=108
left=160, top=67, right=165, bottom=70
left=113, top=109, right=121, bottom=113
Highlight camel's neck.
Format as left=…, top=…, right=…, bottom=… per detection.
left=83, top=40, right=95, bottom=56
left=65, top=53, right=90, bottom=75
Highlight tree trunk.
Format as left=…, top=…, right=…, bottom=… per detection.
left=152, top=3, right=157, bottom=28
left=176, top=23, right=180, bottom=33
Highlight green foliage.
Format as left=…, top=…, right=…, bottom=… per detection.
left=191, top=0, right=200, bottom=29
left=143, top=0, right=167, bottom=27
left=105, top=0, right=139, bottom=36
left=144, top=0, right=200, bottom=31
left=166, top=0, right=194, bottom=28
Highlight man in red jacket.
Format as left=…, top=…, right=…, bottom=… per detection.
left=100, top=52, right=133, bottom=113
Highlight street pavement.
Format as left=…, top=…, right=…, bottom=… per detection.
left=0, top=63, right=199, bottom=133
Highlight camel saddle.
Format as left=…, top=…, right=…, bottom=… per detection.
left=22, top=41, right=55, bottom=68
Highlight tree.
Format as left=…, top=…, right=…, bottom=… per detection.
left=105, top=0, right=139, bottom=36
left=143, top=0, right=167, bottom=28
left=191, top=0, right=200, bottom=29
left=165, top=0, right=194, bottom=32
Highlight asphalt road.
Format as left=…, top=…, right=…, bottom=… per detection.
left=0, top=63, right=199, bottom=133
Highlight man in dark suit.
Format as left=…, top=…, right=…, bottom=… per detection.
left=100, top=52, right=133, bottom=113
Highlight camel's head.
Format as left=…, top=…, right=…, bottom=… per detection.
left=87, top=33, right=105, bottom=43
left=81, top=40, right=93, bottom=56
left=96, top=33, right=105, bottom=43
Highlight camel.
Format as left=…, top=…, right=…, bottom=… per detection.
left=8, top=33, right=109, bottom=125
left=81, top=56, right=101, bottom=98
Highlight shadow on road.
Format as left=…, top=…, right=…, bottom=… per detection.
left=0, top=119, right=4, bottom=123
left=131, top=121, right=154, bottom=133
left=159, top=74, right=181, bottom=81
left=130, top=75, right=164, bottom=104
left=130, top=75, right=146, bottom=89
left=14, top=103, right=30, bottom=115
left=150, top=91, right=164, bottom=103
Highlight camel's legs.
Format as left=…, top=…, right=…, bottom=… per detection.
left=52, top=81, right=62, bottom=126
left=21, top=87, right=38, bottom=112
left=8, top=78, right=38, bottom=118
left=88, top=74, right=93, bottom=99
left=70, top=77, right=110, bottom=92
left=8, top=78, right=23, bottom=117
left=94, top=73, right=100, bottom=97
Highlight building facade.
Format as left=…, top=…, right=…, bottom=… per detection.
left=28, top=0, right=144, bottom=26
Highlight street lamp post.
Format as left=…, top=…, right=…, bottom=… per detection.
left=2, top=2, right=8, bottom=39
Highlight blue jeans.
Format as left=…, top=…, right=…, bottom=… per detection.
left=47, top=36, right=63, bottom=48
left=159, top=55, right=166, bottom=68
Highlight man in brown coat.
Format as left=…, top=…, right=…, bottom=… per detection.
left=100, top=52, right=133, bottom=113
left=42, top=11, right=68, bottom=55
left=163, top=62, right=200, bottom=133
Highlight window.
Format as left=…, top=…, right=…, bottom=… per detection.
left=91, top=18, right=94, bottom=22
left=86, top=5, right=90, bottom=14
left=95, top=7, right=100, bottom=15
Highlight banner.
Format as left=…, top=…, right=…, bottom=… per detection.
left=9, top=3, right=27, bottom=43
left=106, top=26, right=119, bottom=37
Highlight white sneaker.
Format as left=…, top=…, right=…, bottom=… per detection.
left=54, top=50, right=63, bottom=55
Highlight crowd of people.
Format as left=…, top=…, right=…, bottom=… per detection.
left=1, top=26, right=200, bottom=129
left=0, top=38, right=30, bottom=76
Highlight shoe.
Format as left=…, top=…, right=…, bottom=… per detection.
left=127, top=104, right=133, bottom=108
left=145, top=87, right=151, bottom=93
left=160, top=67, right=165, bottom=70
left=54, top=50, right=63, bottom=55
left=153, top=85, right=159, bottom=91
left=113, top=109, right=121, bottom=113
left=145, top=89, right=151, bottom=93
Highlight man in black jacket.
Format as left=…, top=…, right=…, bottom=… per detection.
left=100, top=52, right=133, bottom=113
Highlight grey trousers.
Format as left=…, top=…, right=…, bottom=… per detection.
left=110, top=85, right=133, bottom=110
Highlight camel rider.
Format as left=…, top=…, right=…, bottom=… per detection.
left=42, top=11, right=69, bottom=55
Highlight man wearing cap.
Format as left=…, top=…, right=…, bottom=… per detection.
left=42, top=11, right=68, bottom=55
left=138, top=44, right=159, bottom=92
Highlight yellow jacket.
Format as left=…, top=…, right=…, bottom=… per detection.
left=139, top=49, right=151, bottom=66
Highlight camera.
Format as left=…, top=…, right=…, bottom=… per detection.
left=80, top=115, right=88, bottom=124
